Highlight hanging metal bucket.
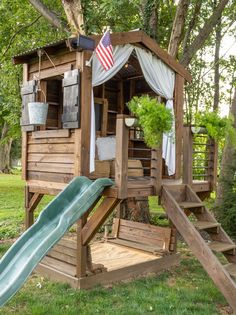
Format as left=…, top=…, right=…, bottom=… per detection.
left=28, top=102, right=48, bottom=125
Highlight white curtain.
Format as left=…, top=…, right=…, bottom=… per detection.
left=90, top=44, right=176, bottom=175
left=90, top=44, right=134, bottom=172
left=134, top=47, right=175, bottom=175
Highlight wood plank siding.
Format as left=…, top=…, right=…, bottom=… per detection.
left=28, top=50, right=76, bottom=80
left=26, top=129, right=77, bottom=183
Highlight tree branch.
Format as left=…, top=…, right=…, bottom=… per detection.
left=29, top=0, right=70, bottom=32
left=168, top=0, right=190, bottom=58
left=180, top=0, right=230, bottom=67
left=182, top=0, right=202, bottom=56
left=61, top=0, right=85, bottom=34
left=1, top=15, right=41, bottom=61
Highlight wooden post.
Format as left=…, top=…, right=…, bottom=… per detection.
left=207, top=139, right=218, bottom=191
left=25, top=188, right=43, bottom=229
left=183, top=126, right=193, bottom=185
left=118, top=80, right=124, bottom=114
left=79, top=50, right=92, bottom=177
left=74, top=129, right=82, bottom=176
left=174, top=74, right=184, bottom=180
left=75, top=51, right=92, bottom=277
left=115, top=115, right=129, bottom=199
left=21, top=132, right=28, bottom=180
left=22, top=63, right=29, bottom=181
left=151, top=141, right=162, bottom=196
left=76, top=215, right=87, bottom=278
left=82, top=197, right=120, bottom=245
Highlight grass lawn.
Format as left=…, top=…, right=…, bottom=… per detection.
left=0, top=174, right=231, bottom=314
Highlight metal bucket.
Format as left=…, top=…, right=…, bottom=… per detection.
left=28, top=102, right=48, bottom=125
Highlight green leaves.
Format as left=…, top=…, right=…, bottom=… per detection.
left=128, top=95, right=173, bottom=148
left=195, top=111, right=236, bottom=143
left=0, top=0, right=66, bottom=142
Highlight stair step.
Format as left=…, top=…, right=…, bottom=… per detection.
left=193, top=221, right=220, bottom=231
left=208, top=241, right=236, bottom=253
left=224, top=263, right=236, bottom=278
left=178, top=201, right=203, bottom=209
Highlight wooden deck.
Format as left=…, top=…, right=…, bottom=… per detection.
left=27, top=178, right=211, bottom=197
left=36, top=241, right=180, bottom=289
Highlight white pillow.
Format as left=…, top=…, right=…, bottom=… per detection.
left=96, top=137, right=116, bottom=160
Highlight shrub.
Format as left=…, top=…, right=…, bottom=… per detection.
left=215, top=154, right=236, bottom=240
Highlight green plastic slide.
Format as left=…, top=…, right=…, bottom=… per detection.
left=0, top=176, right=113, bottom=307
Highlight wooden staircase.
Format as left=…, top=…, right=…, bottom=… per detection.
left=161, top=184, right=236, bottom=312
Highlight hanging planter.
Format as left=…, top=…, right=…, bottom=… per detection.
left=127, top=95, right=173, bottom=148
left=27, top=50, right=49, bottom=126
left=28, top=102, right=48, bottom=125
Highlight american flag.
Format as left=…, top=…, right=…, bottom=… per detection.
left=95, top=31, right=114, bottom=71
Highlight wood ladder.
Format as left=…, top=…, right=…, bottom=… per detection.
left=161, top=184, right=236, bottom=312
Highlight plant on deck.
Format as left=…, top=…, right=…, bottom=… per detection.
left=195, top=111, right=235, bottom=142
left=127, top=95, right=173, bottom=148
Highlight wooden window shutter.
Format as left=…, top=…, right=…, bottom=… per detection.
left=62, top=69, right=80, bottom=129
left=20, top=80, right=37, bottom=131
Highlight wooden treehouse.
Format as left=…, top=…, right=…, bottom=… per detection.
left=14, top=31, right=236, bottom=310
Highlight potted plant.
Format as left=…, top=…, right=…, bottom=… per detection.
left=195, top=111, right=235, bottom=142
left=127, top=95, right=173, bottom=147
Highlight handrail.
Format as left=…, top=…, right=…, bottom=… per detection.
left=183, top=126, right=217, bottom=190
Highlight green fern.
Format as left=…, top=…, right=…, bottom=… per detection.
left=128, top=95, right=173, bottom=148
left=195, top=111, right=235, bottom=143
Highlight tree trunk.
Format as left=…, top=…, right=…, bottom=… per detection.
left=168, top=0, right=190, bottom=58
left=216, top=88, right=236, bottom=206
left=182, top=1, right=202, bottom=56
left=0, top=123, right=12, bottom=173
left=29, top=0, right=69, bottom=32
left=180, top=0, right=230, bottom=67
left=61, top=0, right=85, bottom=35
left=213, top=4, right=222, bottom=110
left=140, top=0, right=160, bottom=40
left=119, top=198, right=151, bottom=223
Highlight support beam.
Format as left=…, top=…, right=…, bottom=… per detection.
left=82, top=198, right=120, bottom=245
left=25, top=188, right=43, bottom=229
left=79, top=50, right=92, bottom=176
left=115, top=115, right=129, bottom=199
left=174, top=74, right=184, bottom=180
left=76, top=215, right=87, bottom=278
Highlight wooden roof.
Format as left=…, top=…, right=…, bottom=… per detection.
left=13, top=30, right=191, bottom=82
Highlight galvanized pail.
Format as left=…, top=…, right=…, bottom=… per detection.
left=28, top=102, right=48, bottom=125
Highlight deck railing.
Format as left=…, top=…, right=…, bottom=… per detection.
left=183, top=126, right=217, bottom=190
left=115, top=115, right=162, bottom=198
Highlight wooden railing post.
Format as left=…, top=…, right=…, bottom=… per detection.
left=151, top=140, right=162, bottom=196
left=183, top=126, right=193, bottom=185
left=207, top=139, right=218, bottom=191
left=115, top=115, right=129, bottom=199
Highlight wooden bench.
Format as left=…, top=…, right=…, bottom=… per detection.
left=108, top=218, right=173, bottom=255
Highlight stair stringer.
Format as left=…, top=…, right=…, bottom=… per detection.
left=186, top=185, right=236, bottom=264
left=161, top=186, right=236, bottom=312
